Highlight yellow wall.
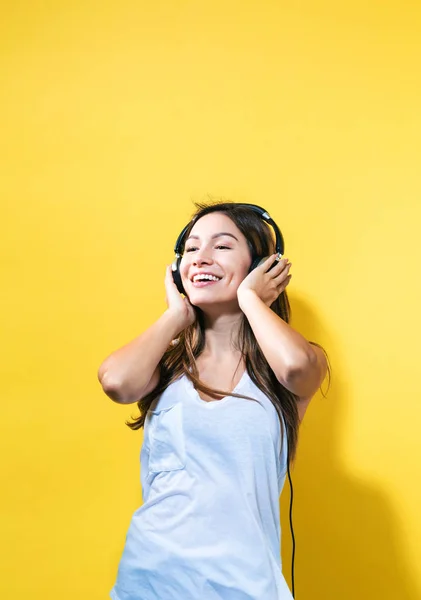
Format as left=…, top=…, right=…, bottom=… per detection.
left=1, top=1, right=420, bottom=598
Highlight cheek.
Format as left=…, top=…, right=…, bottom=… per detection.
left=228, top=270, right=249, bottom=287
left=180, top=261, right=193, bottom=284
left=180, top=266, right=189, bottom=282
left=179, top=257, right=188, bottom=274
left=238, top=263, right=251, bottom=280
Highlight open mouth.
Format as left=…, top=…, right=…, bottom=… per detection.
left=190, top=274, right=222, bottom=287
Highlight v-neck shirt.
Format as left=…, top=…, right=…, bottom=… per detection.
left=110, top=370, right=293, bottom=600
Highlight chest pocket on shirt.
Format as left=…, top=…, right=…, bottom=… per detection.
left=148, top=402, right=186, bottom=473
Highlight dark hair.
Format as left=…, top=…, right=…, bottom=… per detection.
left=126, top=200, right=331, bottom=463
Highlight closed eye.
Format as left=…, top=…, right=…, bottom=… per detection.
left=185, top=245, right=231, bottom=252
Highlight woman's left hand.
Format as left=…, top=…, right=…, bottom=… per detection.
left=237, top=254, right=292, bottom=307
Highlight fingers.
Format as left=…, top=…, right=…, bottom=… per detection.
left=263, top=254, right=290, bottom=272
left=274, top=262, right=292, bottom=279
left=165, top=264, right=175, bottom=281
left=268, top=255, right=292, bottom=286
left=274, top=268, right=292, bottom=290
left=165, top=264, right=179, bottom=291
left=264, top=253, right=281, bottom=264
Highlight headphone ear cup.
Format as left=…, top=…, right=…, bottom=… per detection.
left=249, top=256, right=265, bottom=273
left=171, top=257, right=185, bottom=295
left=249, top=255, right=280, bottom=273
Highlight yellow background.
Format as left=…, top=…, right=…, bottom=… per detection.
left=1, top=1, right=420, bottom=598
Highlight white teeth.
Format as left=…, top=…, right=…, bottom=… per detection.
left=192, top=274, right=221, bottom=282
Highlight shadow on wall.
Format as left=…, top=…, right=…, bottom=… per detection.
left=280, top=294, right=419, bottom=600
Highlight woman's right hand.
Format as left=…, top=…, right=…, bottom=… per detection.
left=164, top=265, right=196, bottom=331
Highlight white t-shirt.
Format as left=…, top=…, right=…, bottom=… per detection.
left=110, top=369, right=293, bottom=600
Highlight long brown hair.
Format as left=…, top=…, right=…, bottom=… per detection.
left=126, top=200, right=331, bottom=463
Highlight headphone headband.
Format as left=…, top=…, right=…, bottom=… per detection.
left=174, top=203, right=284, bottom=257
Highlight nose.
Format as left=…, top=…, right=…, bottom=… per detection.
left=193, top=257, right=213, bottom=268
left=193, top=250, right=213, bottom=266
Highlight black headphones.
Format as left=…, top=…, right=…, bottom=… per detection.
left=171, top=203, right=285, bottom=295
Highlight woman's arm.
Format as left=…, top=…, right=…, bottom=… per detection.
left=97, top=310, right=184, bottom=404
left=238, top=290, right=327, bottom=399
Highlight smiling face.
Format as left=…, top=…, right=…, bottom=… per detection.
left=179, top=212, right=253, bottom=307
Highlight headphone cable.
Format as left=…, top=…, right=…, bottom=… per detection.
left=287, top=437, right=296, bottom=598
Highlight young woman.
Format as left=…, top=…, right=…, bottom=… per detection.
left=98, top=201, right=330, bottom=600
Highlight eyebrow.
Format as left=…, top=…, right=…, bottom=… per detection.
left=186, top=232, right=239, bottom=242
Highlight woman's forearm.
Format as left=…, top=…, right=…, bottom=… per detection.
left=97, top=310, right=183, bottom=403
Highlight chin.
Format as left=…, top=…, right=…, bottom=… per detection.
left=188, top=292, right=238, bottom=308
